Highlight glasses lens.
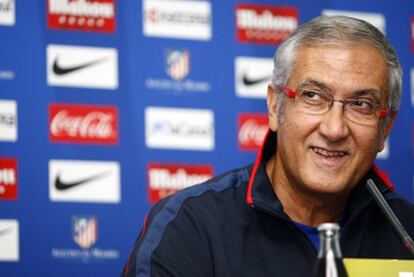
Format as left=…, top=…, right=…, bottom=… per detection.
left=293, top=89, right=381, bottom=126
left=295, top=89, right=330, bottom=115
left=344, top=99, right=379, bottom=126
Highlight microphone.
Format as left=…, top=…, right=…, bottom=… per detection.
left=366, top=178, right=414, bottom=256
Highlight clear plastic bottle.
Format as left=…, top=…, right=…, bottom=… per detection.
left=313, top=223, right=348, bottom=277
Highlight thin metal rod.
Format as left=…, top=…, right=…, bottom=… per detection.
left=366, top=178, right=414, bottom=256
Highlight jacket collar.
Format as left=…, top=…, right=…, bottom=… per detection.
left=246, top=129, right=395, bottom=220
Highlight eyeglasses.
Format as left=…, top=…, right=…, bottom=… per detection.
left=280, top=86, right=388, bottom=126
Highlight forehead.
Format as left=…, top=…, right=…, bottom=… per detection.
left=289, top=44, right=389, bottom=97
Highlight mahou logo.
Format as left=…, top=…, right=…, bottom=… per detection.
left=47, top=0, right=116, bottom=33
left=49, top=104, right=118, bottom=145
left=236, top=3, right=298, bottom=45
left=0, top=158, right=17, bottom=200
left=238, top=113, right=268, bottom=151
left=148, top=163, right=213, bottom=203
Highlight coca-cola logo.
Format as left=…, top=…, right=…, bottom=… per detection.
left=51, top=111, right=114, bottom=138
left=147, top=163, right=213, bottom=203
left=236, top=3, right=298, bottom=45
left=47, top=0, right=116, bottom=33
left=238, top=113, right=268, bottom=151
left=49, top=104, right=118, bottom=145
left=0, top=158, right=17, bottom=201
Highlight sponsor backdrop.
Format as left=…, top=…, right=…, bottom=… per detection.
left=0, top=0, right=413, bottom=275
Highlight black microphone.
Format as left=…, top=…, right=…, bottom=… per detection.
left=366, top=178, right=414, bottom=256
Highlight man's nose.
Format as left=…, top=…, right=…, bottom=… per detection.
left=318, top=101, right=350, bottom=142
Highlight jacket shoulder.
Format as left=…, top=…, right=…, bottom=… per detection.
left=122, top=165, right=251, bottom=276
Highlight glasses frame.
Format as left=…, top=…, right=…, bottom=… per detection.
left=281, top=86, right=388, bottom=119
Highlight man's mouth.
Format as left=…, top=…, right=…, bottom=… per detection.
left=311, top=146, right=348, bottom=159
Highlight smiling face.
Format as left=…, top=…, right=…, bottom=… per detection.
left=268, top=44, right=396, bottom=197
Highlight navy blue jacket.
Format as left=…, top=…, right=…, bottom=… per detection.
left=123, top=131, right=414, bottom=276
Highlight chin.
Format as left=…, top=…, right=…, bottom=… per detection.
left=303, top=175, right=350, bottom=195
left=313, top=186, right=348, bottom=196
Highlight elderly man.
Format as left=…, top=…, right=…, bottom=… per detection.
left=123, top=15, right=414, bottom=276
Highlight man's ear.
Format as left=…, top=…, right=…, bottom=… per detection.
left=267, top=85, right=278, bottom=132
left=378, top=111, right=397, bottom=152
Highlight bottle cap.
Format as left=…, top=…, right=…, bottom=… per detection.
left=317, top=222, right=340, bottom=232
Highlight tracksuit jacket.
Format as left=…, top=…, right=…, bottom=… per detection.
left=123, top=131, right=414, bottom=276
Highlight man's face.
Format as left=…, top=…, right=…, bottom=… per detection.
left=268, top=44, right=395, bottom=196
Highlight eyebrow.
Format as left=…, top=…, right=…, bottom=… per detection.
left=352, top=90, right=382, bottom=102
left=297, top=79, right=331, bottom=92
left=297, top=78, right=382, bottom=102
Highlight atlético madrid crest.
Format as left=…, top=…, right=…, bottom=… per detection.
left=165, top=49, right=190, bottom=81
left=72, top=216, right=98, bottom=249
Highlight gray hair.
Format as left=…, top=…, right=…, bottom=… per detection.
left=272, top=15, right=402, bottom=125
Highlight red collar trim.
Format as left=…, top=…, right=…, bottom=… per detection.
left=372, top=163, right=395, bottom=191
left=246, top=129, right=271, bottom=206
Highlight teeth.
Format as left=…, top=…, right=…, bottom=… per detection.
left=313, top=147, right=346, bottom=157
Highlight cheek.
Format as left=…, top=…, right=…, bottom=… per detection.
left=284, top=112, right=320, bottom=136
left=352, top=127, right=382, bottom=156
left=278, top=113, right=318, bottom=149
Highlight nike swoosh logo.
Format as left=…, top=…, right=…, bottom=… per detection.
left=52, top=56, right=108, bottom=76
left=54, top=171, right=110, bottom=191
left=0, top=227, right=13, bottom=237
left=242, top=74, right=272, bottom=86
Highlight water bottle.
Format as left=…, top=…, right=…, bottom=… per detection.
left=313, top=223, right=348, bottom=277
